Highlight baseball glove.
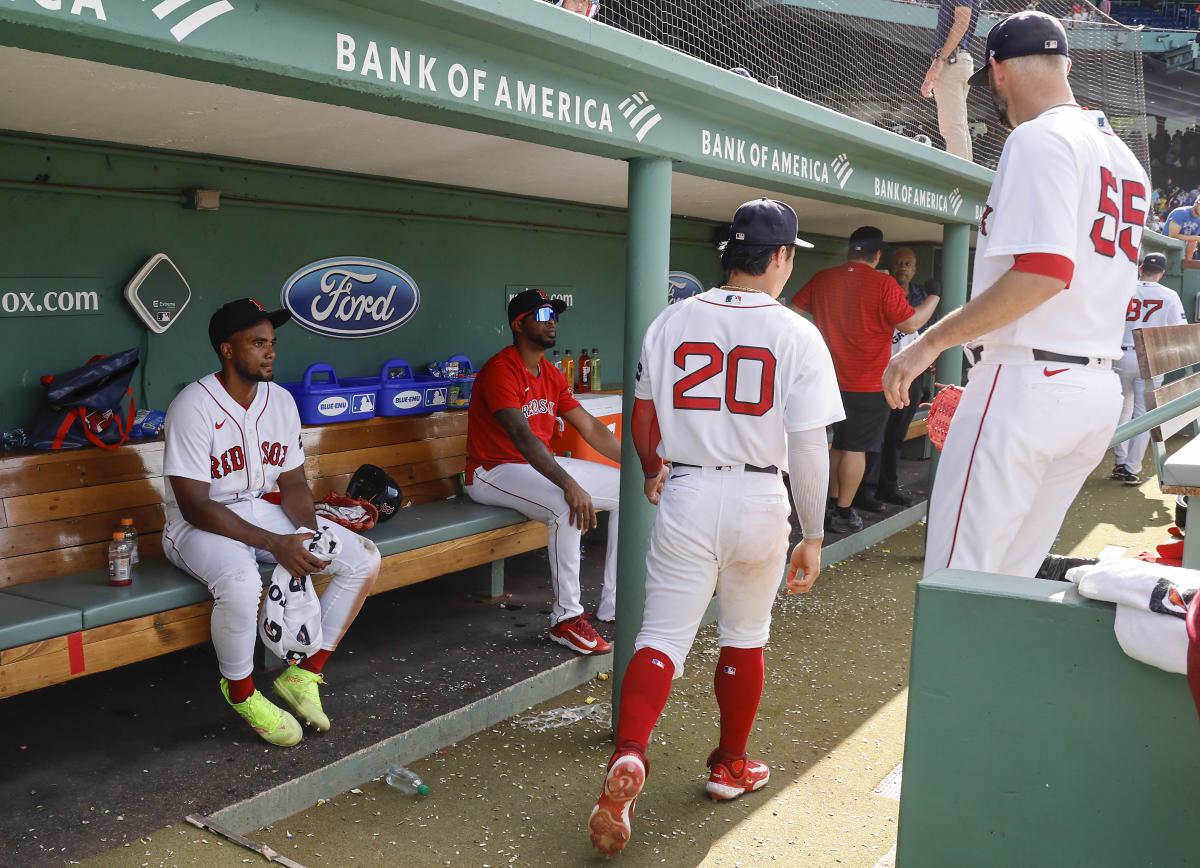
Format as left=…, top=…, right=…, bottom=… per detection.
left=315, top=493, right=379, bottom=531
left=923, top=383, right=963, bottom=451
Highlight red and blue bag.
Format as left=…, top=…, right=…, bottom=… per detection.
left=30, top=348, right=139, bottom=451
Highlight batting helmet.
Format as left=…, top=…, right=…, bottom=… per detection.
left=346, top=464, right=402, bottom=522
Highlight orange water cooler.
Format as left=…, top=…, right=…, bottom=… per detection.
left=550, top=393, right=623, bottom=468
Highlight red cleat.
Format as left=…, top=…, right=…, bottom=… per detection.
left=589, top=751, right=646, bottom=856
left=549, top=614, right=612, bottom=655
left=705, top=750, right=770, bottom=801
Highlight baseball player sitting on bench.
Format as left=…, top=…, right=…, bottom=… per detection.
left=162, top=299, right=381, bottom=747
left=465, top=289, right=622, bottom=655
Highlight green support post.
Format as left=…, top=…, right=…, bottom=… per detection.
left=612, top=157, right=672, bottom=728
left=930, top=221, right=970, bottom=484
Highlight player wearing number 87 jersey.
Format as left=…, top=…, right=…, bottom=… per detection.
left=588, top=199, right=843, bottom=856
left=1111, top=253, right=1186, bottom=484
left=883, top=10, right=1150, bottom=579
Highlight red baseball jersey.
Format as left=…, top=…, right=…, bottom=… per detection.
left=791, top=263, right=915, bottom=392
left=466, top=345, right=581, bottom=482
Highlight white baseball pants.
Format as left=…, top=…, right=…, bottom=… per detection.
left=636, top=467, right=791, bottom=677
left=163, top=497, right=381, bottom=681
left=1113, top=348, right=1162, bottom=475
left=467, top=457, right=619, bottom=625
left=924, top=360, right=1122, bottom=579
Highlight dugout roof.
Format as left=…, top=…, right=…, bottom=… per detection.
left=0, top=0, right=999, bottom=243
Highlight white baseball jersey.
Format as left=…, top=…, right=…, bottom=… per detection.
left=634, top=288, right=844, bottom=470
left=1122, top=280, right=1186, bottom=347
left=970, top=106, right=1149, bottom=359
left=163, top=373, right=305, bottom=524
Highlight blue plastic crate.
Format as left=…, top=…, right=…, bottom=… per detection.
left=281, top=363, right=379, bottom=424
left=415, top=354, right=476, bottom=411
left=347, top=358, right=433, bottom=417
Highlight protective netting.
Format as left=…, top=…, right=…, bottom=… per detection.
left=601, top=1, right=1149, bottom=176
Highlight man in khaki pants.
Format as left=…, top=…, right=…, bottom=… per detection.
left=921, top=0, right=979, bottom=161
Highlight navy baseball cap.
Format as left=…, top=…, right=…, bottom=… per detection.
left=209, top=298, right=290, bottom=351
left=1141, top=253, right=1167, bottom=272
left=849, top=226, right=885, bottom=255
left=729, top=198, right=814, bottom=249
left=508, top=288, right=567, bottom=323
left=968, top=11, right=1069, bottom=87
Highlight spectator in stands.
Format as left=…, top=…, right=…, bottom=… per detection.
left=866, top=249, right=941, bottom=508
left=465, top=289, right=620, bottom=655
left=789, top=228, right=939, bottom=532
left=556, top=0, right=599, bottom=17
left=1098, top=0, right=1112, bottom=17
left=1166, top=198, right=1200, bottom=260
left=922, top=0, right=980, bottom=162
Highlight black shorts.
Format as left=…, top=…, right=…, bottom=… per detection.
left=831, top=390, right=890, bottom=452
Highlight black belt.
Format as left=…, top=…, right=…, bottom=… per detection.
left=671, top=462, right=779, bottom=474
left=968, top=346, right=1093, bottom=366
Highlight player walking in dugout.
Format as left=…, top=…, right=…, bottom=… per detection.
left=465, top=289, right=622, bottom=655
left=163, top=299, right=381, bottom=746
left=883, top=11, right=1151, bottom=578
left=1111, top=253, right=1186, bottom=486
left=588, top=199, right=844, bottom=856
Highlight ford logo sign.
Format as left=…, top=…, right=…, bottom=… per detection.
left=318, top=396, right=349, bottom=416
left=668, top=271, right=706, bottom=305
left=281, top=257, right=420, bottom=338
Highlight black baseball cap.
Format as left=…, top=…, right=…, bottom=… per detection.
left=1141, top=253, right=1167, bottom=272
left=967, top=11, right=1069, bottom=87
left=209, top=298, right=291, bottom=351
left=729, top=198, right=814, bottom=249
left=508, top=288, right=567, bottom=323
left=849, top=226, right=885, bottom=255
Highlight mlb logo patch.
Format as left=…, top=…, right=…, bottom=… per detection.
left=725, top=294, right=742, bottom=304
left=1044, top=40, right=1058, bottom=49
left=651, top=658, right=666, bottom=669
left=722, top=665, right=737, bottom=675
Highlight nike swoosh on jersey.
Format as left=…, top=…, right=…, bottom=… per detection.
left=567, top=629, right=599, bottom=649
left=215, top=420, right=226, bottom=429
left=1043, top=367, right=1070, bottom=377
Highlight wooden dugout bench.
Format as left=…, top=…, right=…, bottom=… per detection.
left=1136, top=321, right=1200, bottom=569
left=0, top=411, right=546, bottom=699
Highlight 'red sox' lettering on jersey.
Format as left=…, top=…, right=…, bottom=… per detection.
left=163, top=373, right=306, bottom=523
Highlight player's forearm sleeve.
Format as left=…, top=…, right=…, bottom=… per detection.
left=787, top=427, right=830, bottom=540
left=631, top=398, right=664, bottom=477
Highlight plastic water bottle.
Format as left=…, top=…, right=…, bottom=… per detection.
left=385, top=765, right=430, bottom=796
left=120, top=517, right=140, bottom=565
left=589, top=348, right=601, bottom=392
left=108, top=532, right=133, bottom=587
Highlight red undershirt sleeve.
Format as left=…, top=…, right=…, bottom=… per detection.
left=631, top=398, right=664, bottom=477
left=1010, top=252, right=1075, bottom=288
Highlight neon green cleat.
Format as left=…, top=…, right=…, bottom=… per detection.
left=219, top=678, right=302, bottom=747
left=273, top=667, right=331, bottom=732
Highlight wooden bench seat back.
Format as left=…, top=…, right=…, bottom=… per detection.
left=0, top=411, right=472, bottom=591
left=1135, top=323, right=1200, bottom=444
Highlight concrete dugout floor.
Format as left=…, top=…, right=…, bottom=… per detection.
left=64, top=458, right=1181, bottom=868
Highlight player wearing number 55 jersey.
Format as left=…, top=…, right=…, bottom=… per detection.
left=1111, top=253, right=1186, bottom=485
left=588, top=199, right=843, bottom=856
left=163, top=299, right=380, bottom=747
left=883, top=11, right=1150, bottom=578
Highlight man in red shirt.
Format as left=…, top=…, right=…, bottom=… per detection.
left=790, top=227, right=939, bottom=533
left=466, top=289, right=622, bottom=655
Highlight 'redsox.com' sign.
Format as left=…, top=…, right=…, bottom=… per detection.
left=281, top=257, right=420, bottom=339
